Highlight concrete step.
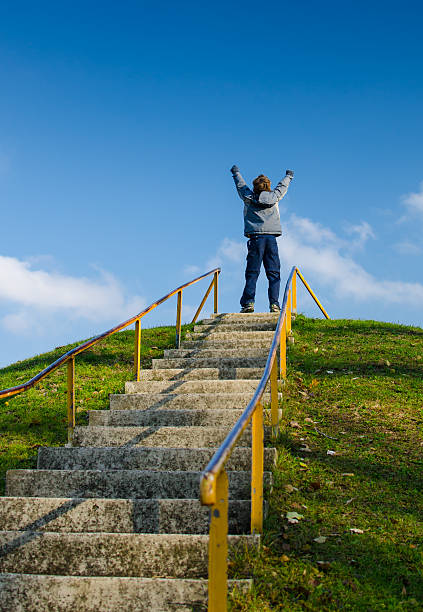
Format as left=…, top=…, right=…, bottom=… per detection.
left=71, top=425, right=271, bottom=448
left=110, top=392, right=274, bottom=411
left=37, top=446, right=277, bottom=472
left=152, top=360, right=266, bottom=371
left=0, top=497, right=253, bottom=534
left=194, top=321, right=276, bottom=332
left=0, top=531, right=259, bottom=577
left=163, top=348, right=268, bottom=359
left=186, top=331, right=274, bottom=341
left=7, top=470, right=272, bottom=499
left=88, top=409, right=244, bottom=427
left=210, top=313, right=279, bottom=321
left=0, top=575, right=252, bottom=611
left=125, top=379, right=264, bottom=394
left=182, top=338, right=272, bottom=349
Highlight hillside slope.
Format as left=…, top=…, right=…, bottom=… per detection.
left=231, top=316, right=423, bottom=610
left=0, top=324, right=193, bottom=493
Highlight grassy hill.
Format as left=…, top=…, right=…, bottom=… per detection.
left=1, top=316, right=422, bottom=609
left=231, top=316, right=423, bottom=610
left=0, top=324, right=193, bottom=494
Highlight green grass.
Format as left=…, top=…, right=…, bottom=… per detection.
left=230, top=315, right=423, bottom=611
left=0, top=323, right=194, bottom=494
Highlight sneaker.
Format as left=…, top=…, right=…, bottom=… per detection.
left=240, top=302, right=254, bottom=313
left=270, top=303, right=280, bottom=313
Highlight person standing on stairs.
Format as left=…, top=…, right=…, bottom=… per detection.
left=230, top=165, right=294, bottom=313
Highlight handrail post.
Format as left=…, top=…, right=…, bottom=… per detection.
left=176, top=290, right=183, bottom=348
left=280, top=317, right=287, bottom=380
left=270, top=359, right=279, bottom=437
left=287, top=289, right=292, bottom=334
left=191, top=277, right=215, bottom=324
left=213, top=271, right=219, bottom=314
left=66, top=356, right=75, bottom=444
left=251, top=401, right=264, bottom=534
left=208, top=468, right=228, bottom=612
left=134, top=319, right=141, bottom=381
left=292, top=269, right=297, bottom=315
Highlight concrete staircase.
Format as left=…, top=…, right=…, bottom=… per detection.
left=0, top=313, right=278, bottom=611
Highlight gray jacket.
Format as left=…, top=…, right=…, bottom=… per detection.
left=231, top=167, right=292, bottom=237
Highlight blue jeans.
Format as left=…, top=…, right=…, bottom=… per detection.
left=240, top=235, right=281, bottom=307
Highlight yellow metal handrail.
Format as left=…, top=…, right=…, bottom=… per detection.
left=0, top=268, right=220, bottom=441
left=199, top=266, right=329, bottom=611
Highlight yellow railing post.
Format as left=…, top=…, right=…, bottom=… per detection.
left=66, top=356, right=75, bottom=444
left=292, top=269, right=297, bottom=315
left=251, top=401, right=264, bottom=534
left=191, top=277, right=215, bottom=324
left=270, top=359, right=279, bottom=437
left=134, top=319, right=141, bottom=381
left=208, top=469, right=229, bottom=612
left=213, top=271, right=218, bottom=314
left=280, top=317, right=287, bottom=379
left=287, top=289, right=292, bottom=334
left=176, top=290, right=183, bottom=348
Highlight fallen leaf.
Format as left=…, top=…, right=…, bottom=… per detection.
left=326, top=370, right=334, bottom=374
left=289, top=421, right=301, bottom=428
left=385, top=360, right=391, bottom=366
left=310, top=379, right=319, bottom=388
left=327, top=450, right=337, bottom=456
left=350, top=528, right=364, bottom=534
left=299, top=462, right=309, bottom=468
left=310, top=481, right=321, bottom=491
left=280, top=554, right=290, bottom=562
left=345, top=498, right=356, bottom=505
left=313, top=536, right=327, bottom=544
left=305, top=417, right=315, bottom=423
left=352, top=377, right=359, bottom=380
left=286, top=511, right=304, bottom=524
left=313, top=348, right=319, bottom=353
left=341, top=473, right=355, bottom=477
left=300, top=445, right=312, bottom=453
left=284, top=484, right=296, bottom=493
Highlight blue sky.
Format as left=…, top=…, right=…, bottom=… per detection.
left=1, top=1, right=423, bottom=368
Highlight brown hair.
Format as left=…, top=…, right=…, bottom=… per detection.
left=252, top=174, right=271, bottom=195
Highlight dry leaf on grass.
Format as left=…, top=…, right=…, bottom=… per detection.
left=313, top=536, right=327, bottom=544
left=286, top=511, right=304, bottom=524
left=349, top=528, right=364, bottom=534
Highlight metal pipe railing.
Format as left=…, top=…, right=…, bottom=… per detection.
left=199, top=266, right=329, bottom=611
left=0, top=268, right=221, bottom=440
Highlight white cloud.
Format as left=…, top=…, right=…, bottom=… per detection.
left=0, top=256, right=146, bottom=334
left=188, top=211, right=423, bottom=312
left=280, top=215, right=423, bottom=307
left=184, top=265, right=201, bottom=276
left=206, top=238, right=246, bottom=269
left=401, top=182, right=423, bottom=216
left=288, top=214, right=339, bottom=246
left=345, top=221, right=375, bottom=249
left=394, top=241, right=422, bottom=256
